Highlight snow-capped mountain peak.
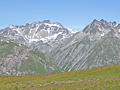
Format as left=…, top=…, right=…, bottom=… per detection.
left=0, top=20, right=76, bottom=44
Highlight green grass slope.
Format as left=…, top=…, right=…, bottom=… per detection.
left=0, top=65, right=120, bottom=90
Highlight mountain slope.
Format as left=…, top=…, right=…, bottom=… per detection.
left=51, top=19, right=120, bottom=71
left=0, top=36, right=60, bottom=76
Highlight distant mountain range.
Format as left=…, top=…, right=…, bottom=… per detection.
left=0, top=19, right=120, bottom=75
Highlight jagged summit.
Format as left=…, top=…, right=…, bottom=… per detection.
left=0, top=20, right=76, bottom=44
left=53, top=22, right=63, bottom=27
left=92, top=19, right=99, bottom=23
left=83, top=19, right=120, bottom=35
left=51, top=19, right=120, bottom=71
left=42, top=20, right=51, bottom=24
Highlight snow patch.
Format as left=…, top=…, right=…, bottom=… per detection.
left=29, top=39, right=39, bottom=43
left=67, top=28, right=78, bottom=34
left=40, top=32, right=63, bottom=43
left=44, top=23, right=62, bottom=28
left=101, top=33, right=104, bottom=36
left=118, top=29, right=120, bottom=33
left=9, top=25, right=15, bottom=29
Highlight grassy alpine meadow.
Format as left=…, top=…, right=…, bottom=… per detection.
left=0, top=65, right=120, bottom=90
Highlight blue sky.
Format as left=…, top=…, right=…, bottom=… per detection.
left=0, top=0, right=120, bottom=30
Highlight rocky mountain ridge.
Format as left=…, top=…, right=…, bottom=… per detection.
left=1, top=19, right=120, bottom=75
left=0, top=20, right=76, bottom=44
left=51, top=19, right=120, bottom=71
